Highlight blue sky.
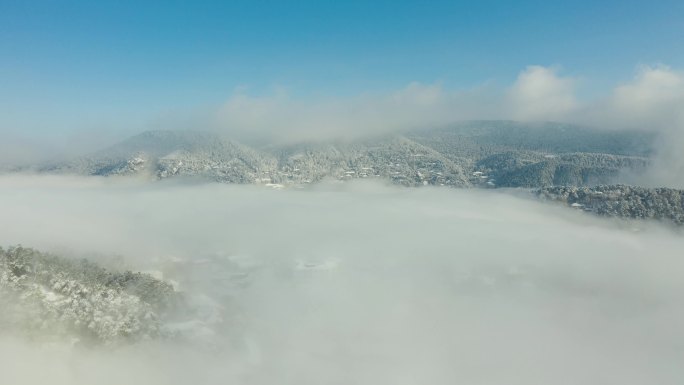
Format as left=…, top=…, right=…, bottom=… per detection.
left=1, top=0, right=683, bottom=142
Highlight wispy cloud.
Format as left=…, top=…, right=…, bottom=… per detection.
left=198, top=65, right=682, bottom=142
left=205, top=82, right=502, bottom=143
left=4, top=64, right=684, bottom=187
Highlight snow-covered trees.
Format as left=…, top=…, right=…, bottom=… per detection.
left=537, top=185, right=684, bottom=225
left=0, top=246, right=177, bottom=345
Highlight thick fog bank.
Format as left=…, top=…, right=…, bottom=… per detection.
left=1, top=175, right=683, bottom=385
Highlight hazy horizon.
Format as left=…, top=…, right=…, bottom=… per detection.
left=2, top=1, right=684, bottom=165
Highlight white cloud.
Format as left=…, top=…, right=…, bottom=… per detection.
left=207, top=82, right=503, bottom=143
left=4, top=64, right=684, bottom=187
left=506, top=66, right=578, bottom=121
left=587, top=66, right=684, bottom=187
left=206, top=65, right=683, bottom=142
left=613, top=66, right=684, bottom=111
left=585, top=65, right=684, bottom=130
left=205, top=66, right=582, bottom=142
left=204, top=64, right=684, bottom=187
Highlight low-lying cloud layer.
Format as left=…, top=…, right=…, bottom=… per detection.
left=200, top=65, right=684, bottom=140
left=1, top=175, right=683, bottom=384
left=199, top=64, right=684, bottom=187
left=3, top=64, right=684, bottom=188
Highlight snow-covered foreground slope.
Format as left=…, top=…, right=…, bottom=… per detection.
left=0, top=175, right=683, bottom=385
left=0, top=246, right=176, bottom=344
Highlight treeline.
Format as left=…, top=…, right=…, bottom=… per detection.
left=537, top=185, right=684, bottom=225
left=19, top=121, right=655, bottom=189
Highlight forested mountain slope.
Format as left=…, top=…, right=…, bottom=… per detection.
left=537, top=185, right=684, bottom=225
left=18, top=121, right=656, bottom=189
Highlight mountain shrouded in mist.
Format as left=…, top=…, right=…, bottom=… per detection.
left=22, top=121, right=654, bottom=190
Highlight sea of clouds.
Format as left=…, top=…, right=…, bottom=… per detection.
left=0, top=175, right=683, bottom=384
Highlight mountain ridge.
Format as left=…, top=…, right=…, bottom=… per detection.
left=12, top=121, right=656, bottom=189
